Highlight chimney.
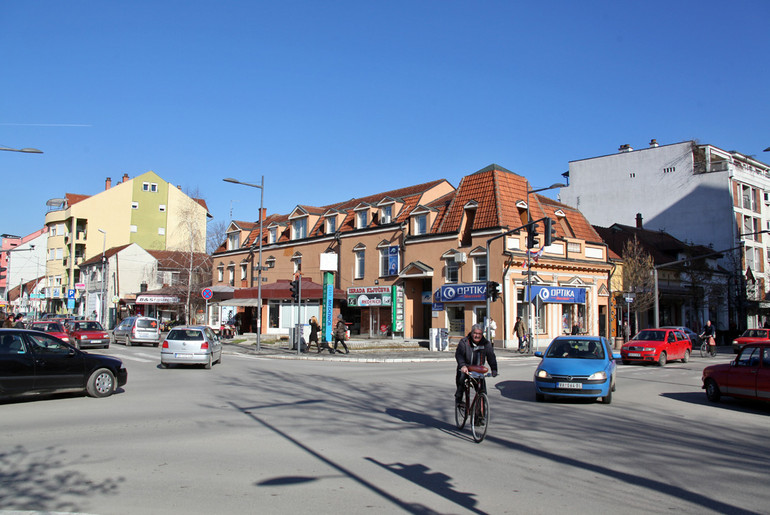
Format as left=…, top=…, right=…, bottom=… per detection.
left=619, top=144, right=633, bottom=153
left=636, top=213, right=643, bottom=229
left=105, top=177, right=112, bottom=190
left=259, top=208, right=267, bottom=222
left=650, top=139, right=659, bottom=148
left=122, top=173, right=129, bottom=183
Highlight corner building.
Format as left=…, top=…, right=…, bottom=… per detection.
left=212, top=165, right=611, bottom=348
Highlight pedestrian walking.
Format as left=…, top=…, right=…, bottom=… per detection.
left=307, top=316, right=324, bottom=353
left=14, top=314, right=25, bottom=329
left=3, top=314, right=14, bottom=328
left=333, top=314, right=349, bottom=354
left=513, top=316, right=527, bottom=350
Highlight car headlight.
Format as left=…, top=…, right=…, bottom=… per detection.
left=643, top=347, right=655, bottom=352
left=588, top=371, right=607, bottom=380
left=535, top=369, right=551, bottom=379
left=732, top=340, right=738, bottom=345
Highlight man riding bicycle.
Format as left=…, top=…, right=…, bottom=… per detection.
left=455, top=324, right=498, bottom=408
left=700, top=320, right=716, bottom=354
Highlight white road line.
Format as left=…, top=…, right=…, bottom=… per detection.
left=135, top=352, right=159, bottom=360
left=116, top=355, right=154, bottom=363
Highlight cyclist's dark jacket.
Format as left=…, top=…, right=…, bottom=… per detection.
left=702, top=324, right=716, bottom=337
left=455, top=333, right=498, bottom=374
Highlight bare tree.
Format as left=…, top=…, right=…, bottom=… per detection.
left=172, top=187, right=210, bottom=323
left=621, top=237, right=655, bottom=327
left=207, top=220, right=228, bottom=255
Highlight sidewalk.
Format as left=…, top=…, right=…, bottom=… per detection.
left=220, top=336, right=534, bottom=363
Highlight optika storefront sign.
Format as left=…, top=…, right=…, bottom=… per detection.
left=526, top=285, right=586, bottom=304
left=438, top=283, right=486, bottom=303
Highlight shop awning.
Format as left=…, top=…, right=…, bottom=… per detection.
left=136, top=294, right=182, bottom=304
left=216, top=298, right=261, bottom=307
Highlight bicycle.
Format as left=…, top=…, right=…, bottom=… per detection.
left=518, top=336, right=530, bottom=354
left=699, top=335, right=717, bottom=358
left=454, top=365, right=492, bottom=442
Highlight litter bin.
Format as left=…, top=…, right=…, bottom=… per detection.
left=614, top=336, right=624, bottom=349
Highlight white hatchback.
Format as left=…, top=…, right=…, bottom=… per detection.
left=160, top=326, right=222, bottom=369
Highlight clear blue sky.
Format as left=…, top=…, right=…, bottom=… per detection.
left=2, top=1, right=768, bottom=239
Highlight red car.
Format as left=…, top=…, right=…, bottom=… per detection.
left=703, top=343, right=770, bottom=403
left=30, top=321, right=72, bottom=344
left=66, top=320, right=110, bottom=349
left=620, top=328, right=692, bottom=366
left=731, top=328, right=770, bottom=354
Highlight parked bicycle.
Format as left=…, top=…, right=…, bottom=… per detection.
left=454, top=364, right=492, bottom=442
left=699, top=334, right=717, bottom=358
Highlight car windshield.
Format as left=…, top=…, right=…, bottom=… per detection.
left=545, top=339, right=605, bottom=359
left=741, top=329, right=768, bottom=338
left=632, top=330, right=665, bottom=341
left=37, top=323, right=64, bottom=332
left=168, top=329, right=203, bottom=341
left=75, top=322, right=104, bottom=331
left=137, top=319, right=158, bottom=329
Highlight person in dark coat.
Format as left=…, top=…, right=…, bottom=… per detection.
left=454, top=324, right=498, bottom=407
left=307, top=316, right=323, bottom=353
left=333, top=314, right=349, bottom=354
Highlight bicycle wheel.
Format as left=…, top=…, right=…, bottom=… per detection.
left=455, top=385, right=470, bottom=429
left=709, top=345, right=717, bottom=358
left=470, top=392, right=489, bottom=443
left=700, top=342, right=708, bottom=358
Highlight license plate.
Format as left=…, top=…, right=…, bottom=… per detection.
left=629, top=353, right=641, bottom=357
left=175, top=353, right=193, bottom=358
left=90, top=340, right=105, bottom=344
left=556, top=382, right=582, bottom=389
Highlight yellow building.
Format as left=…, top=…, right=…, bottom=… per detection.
left=44, top=171, right=210, bottom=315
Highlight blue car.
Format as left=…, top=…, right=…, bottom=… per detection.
left=534, top=336, right=619, bottom=404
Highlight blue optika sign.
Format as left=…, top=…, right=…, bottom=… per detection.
left=526, top=285, right=586, bottom=304
left=438, top=283, right=487, bottom=302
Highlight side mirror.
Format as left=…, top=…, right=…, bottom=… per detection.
left=534, top=351, right=543, bottom=358
left=612, top=352, right=621, bottom=360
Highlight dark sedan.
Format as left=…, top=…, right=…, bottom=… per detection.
left=0, top=328, right=127, bottom=399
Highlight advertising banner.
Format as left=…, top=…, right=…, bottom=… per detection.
left=437, top=283, right=487, bottom=303
left=347, top=286, right=393, bottom=307
left=525, top=285, right=586, bottom=304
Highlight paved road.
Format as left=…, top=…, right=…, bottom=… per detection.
left=1, top=345, right=768, bottom=514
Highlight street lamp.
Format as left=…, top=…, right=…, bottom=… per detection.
left=223, top=176, right=265, bottom=351
left=525, top=183, right=566, bottom=353
left=98, top=229, right=107, bottom=326
left=0, top=145, right=43, bottom=154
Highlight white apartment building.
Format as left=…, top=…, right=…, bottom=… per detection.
left=559, top=139, right=770, bottom=330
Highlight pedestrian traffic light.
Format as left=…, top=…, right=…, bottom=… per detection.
left=289, top=280, right=299, bottom=301
left=543, top=217, right=557, bottom=247
left=486, top=281, right=500, bottom=301
left=526, top=222, right=540, bottom=249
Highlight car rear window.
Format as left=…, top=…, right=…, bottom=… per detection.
left=743, top=329, right=768, bottom=338
left=168, top=329, right=203, bottom=341
left=77, top=322, right=104, bottom=331
left=137, top=319, right=158, bottom=329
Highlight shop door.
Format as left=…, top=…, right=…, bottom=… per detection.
left=369, top=307, right=380, bottom=338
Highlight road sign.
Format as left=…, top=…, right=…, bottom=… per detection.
left=201, top=288, right=213, bottom=300
left=67, top=289, right=76, bottom=299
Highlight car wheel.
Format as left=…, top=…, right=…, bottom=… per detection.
left=535, top=392, right=545, bottom=402
left=159, top=362, right=168, bottom=369
left=611, top=376, right=616, bottom=392
left=125, top=337, right=132, bottom=347
left=602, top=388, right=612, bottom=404
left=205, top=354, right=212, bottom=370
left=658, top=352, right=667, bottom=367
left=86, top=368, right=116, bottom=398
left=682, top=349, right=690, bottom=363
left=215, top=351, right=222, bottom=365
left=705, top=379, right=721, bottom=402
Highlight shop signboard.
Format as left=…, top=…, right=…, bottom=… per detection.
left=437, top=283, right=487, bottom=303
left=388, top=246, right=399, bottom=276
left=392, top=284, right=405, bottom=333
left=347, top=286, right=392, bottom=307
left=525, top=285, right=586, bottom=304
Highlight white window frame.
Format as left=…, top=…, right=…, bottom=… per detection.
left=228, top=265, right=235, bottom=286
left=151, top=183, right=158, bottom=192
left=379, top=248, right=389, bottom=277
left=292, top=218, right=307, bottom=240
left=268, top=227, right=277, bottom=244
left=227, top=232, right=239, bottom=251
left=414, top=214, right=428, bottom=235
left=142, top=182, right=150, bottom=191
left=159, top=204, right=166, bottom=212
left=131, top=202, right=139, bottom=209
left=446, top=260, right=459, bottom=283
left=381, top=205, right=392, bottom=224
left=474, top=256, right=487, bottom=282
left=326, top=216, right=336, bottom=234
left=355, top=250, right=365, bottom=279
left=130, top=225, right=138, bottom=233
left=240, top=263, right=247, bottom=280
left=357, top=211, right=368, bottom=229
left=217, top=266, right=224, bottom=282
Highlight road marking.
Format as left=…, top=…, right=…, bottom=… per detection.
left=135, top=352, right=159, bottom=360
left=115, top=354, right=154, bottom=363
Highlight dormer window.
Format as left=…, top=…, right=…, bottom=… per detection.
left=381, top=205, right=392, bottom=224
left=268, top=227, right=277, bottom=243
left=356, top=211, right=368, bottom=229
left=326, top=216, right=337, bottom=234
left=292, top=218, right=307, bottom=240
left=227, top=232, right=240, bottom=251
left=414, top=214, right=428, bottom=235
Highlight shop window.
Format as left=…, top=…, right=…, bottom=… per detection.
left=447, top=305, right=465, bottom=336
left=561, top=303, right=586, bottom=334
left=269, top=301, right=280, bottom=329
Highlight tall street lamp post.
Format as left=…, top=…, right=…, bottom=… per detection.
left=525, top=183, right=566, bottom=353
left=98, top=229, right=107, bottom=326
left=224, top=176, right=265, bottom=351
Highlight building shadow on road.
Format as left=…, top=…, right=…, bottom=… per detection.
left=661, top=391, right=770, bottom=415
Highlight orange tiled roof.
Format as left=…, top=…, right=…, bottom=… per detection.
left=65, top=193, right=90, bottom=207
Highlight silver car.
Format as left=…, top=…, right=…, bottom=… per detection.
left=160, top=326, right=222, bottom=369
left=112, top=316, right=161, bottom=347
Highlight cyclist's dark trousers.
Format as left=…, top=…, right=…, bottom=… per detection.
left=455, top=371, right=486, bottom=402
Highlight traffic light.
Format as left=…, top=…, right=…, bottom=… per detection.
left=487, top=281, right=501, bottom=302
left=526, top=222, right=540, bottom=249
left=543, top=217, right=557, bottom=247
left=289, top=280, right=299, bottom=301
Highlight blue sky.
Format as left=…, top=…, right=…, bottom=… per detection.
left=2, top=1, right=768, bottom=240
